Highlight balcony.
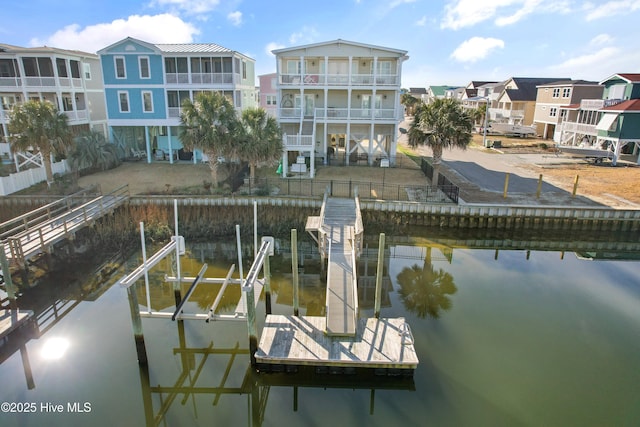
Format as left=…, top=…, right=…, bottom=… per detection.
left=279, top=107, right=399, bottom=122
left=490, top=108, right=525, bottom=121
left=0, top=77, right=22, bottom=88
left=284, top=134, right=313, bottom=148
left=560, top=121, right=597, bottom=136
left=580, top=99, right=623, bottom=110
left=279, top=73, right=399, bottom=87
left=64, top=109, right=89, bottom=122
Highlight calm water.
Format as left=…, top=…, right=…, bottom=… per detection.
left=1, top=233, right=640, bottom=427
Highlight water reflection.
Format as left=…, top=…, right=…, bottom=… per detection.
left=396, top=247, right=457, bottom=319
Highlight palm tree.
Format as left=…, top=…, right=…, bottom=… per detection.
left=237, top=108, right=283, bottom=183
left=69, top=131, right=120, bottom=174
left=408, top=98, right=472, bottom=186
left=8, top=100, right=73, bottom=186
left=396, top=248, right=457, bottom=319
left=179, top=92, right=238, bottom=187
left=401, top=93, right=420, bottom=116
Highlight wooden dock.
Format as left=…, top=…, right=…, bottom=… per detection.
left=2, top=185, right=129, bottom=266
left=307, top=196, right=363, bottom=336
left=255, top=315, right=418, bottom=373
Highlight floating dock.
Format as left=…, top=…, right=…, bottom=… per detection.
left=255, top=315, right=417, bottom=374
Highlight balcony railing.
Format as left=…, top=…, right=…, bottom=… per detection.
left=560, top=121, right=597, bottom=135
left=284, top=134, right=313, bottom=147
left=166, top=73, right=236, bottom=85
left=580, top=99, right=623, bottom=110
left=0, top=77, right=21, bottom=87
left=280, top=73, right=400, bottom=87
left=280, top=107, right=399, bottom=121
left=490, top=108, right=525, bottom=120
left=63, top=110, right=88, bottom=122
left=24, top=77, right=57, bottom=87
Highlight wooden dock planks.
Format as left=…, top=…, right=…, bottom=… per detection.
left=323, top=198, right=359, bottom=336
left=255, top=315, right=418, bottom=369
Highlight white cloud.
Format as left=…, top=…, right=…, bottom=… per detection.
left=584, top=0, right=640, bottom=21
left=390, top=0, right=417, bottom=8
left=227, top=11, right=242, bottom=26
left=550, top=47, right=619, bottom=70
left=450, top=37, right=505, bottom=63
left=590, top=33, right=614, bottom=46
left=416, top=15, right=427, bottom=26
left=441, top=0, right=571, bottom=30
left=148, top=0, right=221, bottom=15
left=266, top=42, right=285, bottom=57
left=29, top=14, right=199, bottom=54
left=495, top=0, right=541, bottom=26
left=289, top=26, right=319, bottom=45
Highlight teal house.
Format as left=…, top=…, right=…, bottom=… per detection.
left=597, top=73, right=640, bottom=164
left=97, top=37, right=256, bottom=163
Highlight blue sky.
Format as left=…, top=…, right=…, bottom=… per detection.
left=2, top=0, right=640, bottom=88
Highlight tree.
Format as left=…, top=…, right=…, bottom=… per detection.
left=401, top=93, right=420, bottom=116
left=179, top=92, right=238, bottom=187
left=69, top=130, right=120, bottom=174
left=408, top=98, right=472, bottom=186
left=237, top=108, right=283, bottom=183
left=471, top=103, right=487, bottom=127
left=8, top=100, right=73, bottom=186
left=396, top=248, right=457, bottom=319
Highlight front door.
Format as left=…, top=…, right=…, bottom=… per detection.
left=304, top=94, right=315, bottom=117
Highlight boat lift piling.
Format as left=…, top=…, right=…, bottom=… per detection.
left=291, top=229, right=299, bottom=316
left=374, top=233, right=385, bottom=319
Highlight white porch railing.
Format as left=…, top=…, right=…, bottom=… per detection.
left=561, top=122, right=597, bottom=135
left=64, top=110, right=88, bottom=122
left=284, top=134, right=313, bottom=147
left=279, top=73, right=399, bottom=87
left=168, top=107, right=182, bottom=118
left=0, top=160, right=70, bottom=196
left=279, top=108, right=302, bottom=119
left=166, top=73, right=236, bottom=84
left=314, top=108, right=398, bottom=120
left=580, top=99, right=624, bottom=110
left=0, top=77, right=21, bottom=87
left=24, top=76, right=57, bottom=87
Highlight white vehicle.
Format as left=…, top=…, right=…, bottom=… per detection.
left=484, top=123, right=536, bottom=137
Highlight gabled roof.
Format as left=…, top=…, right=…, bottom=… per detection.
left=429, top=85, right=461, bottom=97
left=271, top=39, right=408, bottom=56
left=600, top=73, right=640, bottom=85
left=601, top=99, right=640, bottom=112
left=504, top=77, right=570, bottom=101
left=469, top=81, right=497, bottom=89
left=97, top=36, right=159, bottom=54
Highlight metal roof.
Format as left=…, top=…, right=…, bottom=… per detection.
left=155, top=43, right=233, bottom=54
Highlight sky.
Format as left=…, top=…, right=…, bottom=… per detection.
left=2, top=0, right=640, bottom=88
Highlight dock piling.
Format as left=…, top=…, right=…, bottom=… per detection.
left=374, top=233, right=385, bottom=319
left=291, top=229, right=299, bottom=316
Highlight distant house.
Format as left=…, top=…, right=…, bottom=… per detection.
left=559, top=73, right=640, bottom=165
left=258, top=72, right=278, bottom=118
left=533, top=80, right=603, bottom=140
left=408, top=87, right=428, bottom=103
left=426, top=85, right=462, bottom=103
left=492, top=77, right=569, bottom=126
left=461, top=81, right=498, bottom=103
left=97, top=37, right=256, bottom=163
left=0, top=43, right=107, bottom=166
left=272, top=39, right=408, bottom=177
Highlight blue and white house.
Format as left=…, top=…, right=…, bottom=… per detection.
left=97, top=37, right=256, bottom=163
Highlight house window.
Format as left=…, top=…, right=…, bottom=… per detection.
left=552, top=88, right=560, bottom=98
left=560, top=110, right=567, bottom=121
left=266, top=95, right=276, bottom=105
left=56, top=59, right=68, bottom=78
left=242, top=61, right=247, bottom=79
left=70, top=61, right=80, bottom=78
left=118, top=91, right=130, bottom=112
left=115, top=56, right=126, bottom=79
left=550, top=107, right=557, bottom=117
left=562, top=88, right=571, bottom=98
left=142, top=91, right=153, bottom=113
left=139, top=57, right=150, bottom=79
left=377, top=60, right=392, bottom=75
left=286, top=60, right=302, bottom=75
left=61, top=95, right=73, bottom=111
left=83, top=63, right=91, bottom=80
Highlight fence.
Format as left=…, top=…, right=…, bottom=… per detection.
left=420, top=158, right=459, bottom=203
left=240, top=177, right=458, bottom=203
left=0, top=160, right=70, bottom=196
